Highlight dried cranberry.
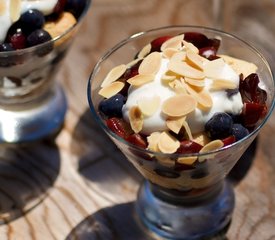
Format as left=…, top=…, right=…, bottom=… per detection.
left=199, top=46, right=218, bottom=60
left=184, top=32, right=209, bottom=49
left=207, top=38, right=221, bottom=51
left=150, top=36, right=172, bottom=52
left=125, top=133, right=147, bottom=149
left=53, top=0, right=67, bottom=17
left=176, top=140, right=203, bottom=154
left=106, top=117, right=128, bottom=138
left=222, top=135, right=236, bottom=146
left=241, top=102, right=267, bottom=127
left=123, top=60, right=142, bottom=80
left=239, top=73, right=267, bottom=104
left=9, top=31, right=26, bottom=49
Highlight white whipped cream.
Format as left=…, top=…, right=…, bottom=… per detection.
left=122, top=55, right=244, bottom=135
left=0, top=0, right=58, bottom=43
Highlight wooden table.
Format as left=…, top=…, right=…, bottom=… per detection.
left=1, top=0, right=275, bottom=239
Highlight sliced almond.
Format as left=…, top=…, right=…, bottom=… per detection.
left=162, top=95, right=197, bottom=117
left=0, top=0, right=6, bottom=16
left=129, top=106, right=143, bottom=133
left=168, top=60, right=205, bottom=79
left=138, top=95, right=160, bottom=116
left=170, top=51, right=186, bottom=63
left=98, top=81, right=125, bottom=98
left=219, top=54, right=258, bottom=78
left=186, top=49, right=204, bottom=70
left=127, top=74, right=154, bottom=87
left=182, top=40, right=199, bottom=54
left=177, top=156, right=197, bottom=165
left=183, top=81, right=213, bottom=110
left=138, top=52, right=162, bottom=75
left=138, top=44, right=151, bottom=59
left=203, top=58, right=226, bottom=79
left=101, top=64, right=127, bottom=87
left=162, top=48, right=179, bottom=59
left=147, top=132, right=162, bottom=152
left=184, top=77, right=205, bottom=88
left=198, top=140, right=224, bottom=162
left=10, top=0, right=21, bottom=22
left=210, top=79, right=237, bottom=91
left=127, top=58, right=142, bottom=68
left=158, top=131, right=180, bottom=154
left=166, top=116, right=186, bottom=134
left=193, top=132, right=211, bottom=146
left=168, top=79, right=188, bottom=94
left=161, top=73, right=176, bottom=84
left=182, top=120, right=193, bottom=140
left=160, top=34, right=184, bottom=51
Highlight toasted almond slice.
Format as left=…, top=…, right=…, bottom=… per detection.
left=182, top=40, right=199, bottom=54
left=186, top=49, right=204, bottom=70
left=138, top=95, right=160, bottom=116
left=0, top=0, right=6, bottom=16
left=210, top=79, right=237, bottom=91
left=166, top=116, right=186, bottom=134
left=168, top=60, right=205, bottom=79
left=138, top=52, right=162, bottom=75
left=101, top=64, right=127, bottom=87
left=161, top=73, right=176, bottom=83
left=219, top=54, right=258, bottom=78
left=162, top=48, right=179, bottom=59
left=162, top=95, right=197, bottom=117
left=183, top=81, right=213, bottom=110
left=177, top=156, right=197, bottom=165
left=10, top=0, right=21, bottom=22
left=98, top=81, right=125, bottom=98
left=127, top=58, right=142, bottom=68
left=184, top=77, right=205, bottom=87
left=127, top=74, right=154, bottom=86
left=170, top=51, right=186, bottom=62
left=138, top=44, right=151, bottom=59
left=199, top=139, right=224, bottom=155
left=182, top=120, right=193, bottom=140
left=168, top=79, right=188, bottom=94
left=161, top=34, right=184, bottom=51
left=203, top=58, right=227, bottom=79
left=129, top=106, right=143, bottom=133
left=158, top=131, right=180, bottom=154
left=193, top=132, right=211, bottom=146
left=147, top=132, right=162, bottom=152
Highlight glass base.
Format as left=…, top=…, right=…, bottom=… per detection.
left=136, top=180, right=234, bottom=240
left=0, top=84, right=67, bottom=143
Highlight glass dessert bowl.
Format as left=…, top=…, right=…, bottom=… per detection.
left=87, top=26, right=275, bottom=239
left=0, top=0, right=91, bottom=142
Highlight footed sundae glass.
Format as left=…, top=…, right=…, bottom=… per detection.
left=88, top=26, right=275, bottom=239
left=0, top=0, right=91, bottom=143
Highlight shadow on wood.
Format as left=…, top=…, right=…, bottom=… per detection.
left=0, top=139, right=60, bottom=224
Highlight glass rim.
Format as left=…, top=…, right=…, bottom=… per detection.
left=88, top=25, right=275, bottom=158
left=0, top=0, right=92, bottom=57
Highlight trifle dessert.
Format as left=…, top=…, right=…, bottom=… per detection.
left=88, top=26, right=274, bottom=239
left=0, top=0, right=90, bottom=142
left=94, top=30, right=269, bottom=190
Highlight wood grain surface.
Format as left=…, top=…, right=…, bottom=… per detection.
left=1, top=0, right=275, bottom=239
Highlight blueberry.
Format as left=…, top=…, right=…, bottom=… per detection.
left=27, top=29, right=53, bottom=55
left=65, top=0, right=86, bottom=18
left=232, top=124, right=249, bottom=141
left=98, top=94, right=125, bottom=118
left=0, top=43, right=14, bottom=52
left=20, top=9, right=45, bottom=33
left=205, top=112, right=233, bottom=139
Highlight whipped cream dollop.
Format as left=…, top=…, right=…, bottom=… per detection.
left=0, top=0, right=58, bottom=42
left=122, top=54, right=243, bottom=135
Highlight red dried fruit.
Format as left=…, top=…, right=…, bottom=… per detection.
left=150, top=36, right=172, bottom=52
left=106, top=117, right=127, bottom=138
left=53, top=0, right=67, bottom=16
left=242, top=102, right=266, bottom=127
left=125, top=133, right=147, bottom=149
left=239, top=73, right=267, bottom=105
left=199, top=46, right=218, bottom=60
left=176, top=140, right=203, bottom=154
left=184, top=32, right=209, bottom=49
left=222, top=135, right=236, bottom=146
left=123, top=60, right=142, bottom=80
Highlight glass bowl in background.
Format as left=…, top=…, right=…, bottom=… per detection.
left=0, top=0, right=91, bottom=143
left=88, top=26, right=275, bottom=239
